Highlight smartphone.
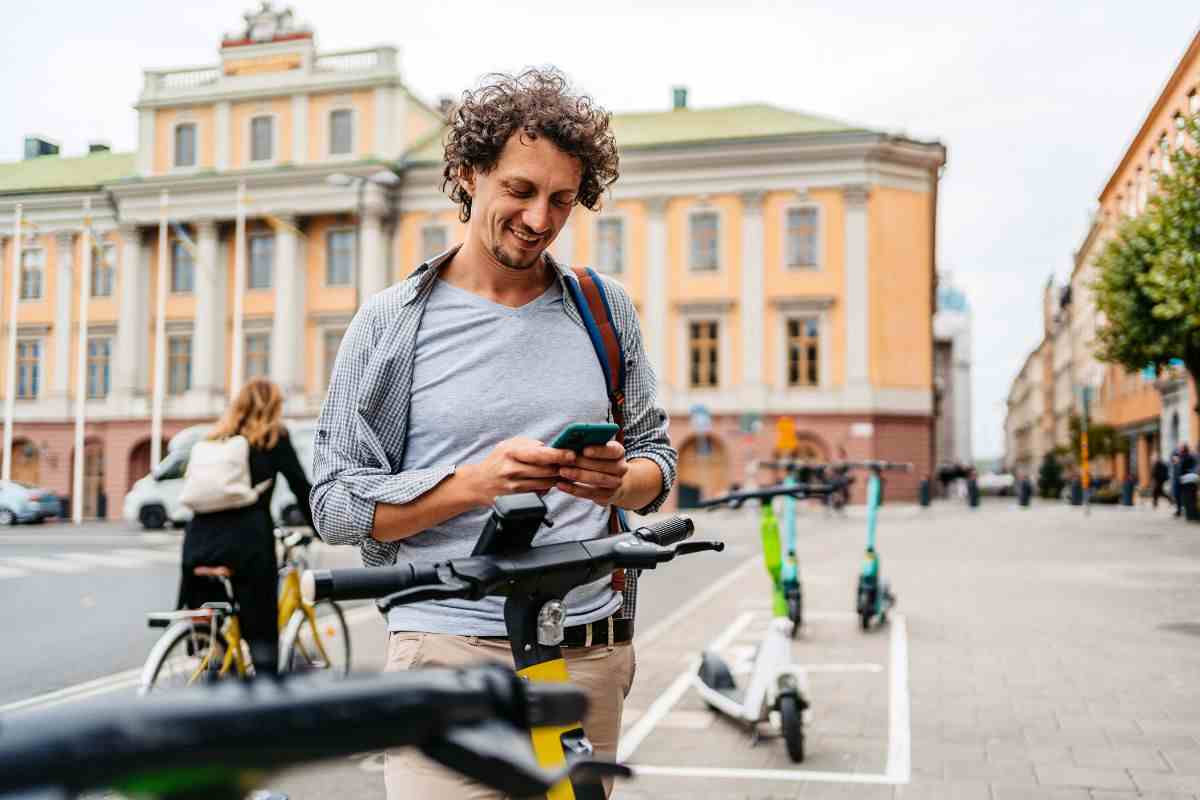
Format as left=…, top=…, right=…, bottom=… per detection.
left=549, top=422, right=619, bottom=453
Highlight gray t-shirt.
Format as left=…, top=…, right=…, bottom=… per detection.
left=387, top=276, right=619, bottom=635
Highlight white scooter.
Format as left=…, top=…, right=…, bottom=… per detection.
left=690, top=482, right=833, bottom=762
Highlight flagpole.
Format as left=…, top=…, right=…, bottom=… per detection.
left=2, top=203, right=23, bottom=482
left=72, top=200, right=93, bottom=524
left=231, top=181, right=247, bottom=400
left=151, top=190, right=168, bottom=469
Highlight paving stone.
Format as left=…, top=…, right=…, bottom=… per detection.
left=1165, top=750, right=1200, bottom=775
left=892, top=779, right=991, bottom=800
left=1131, top=770, right=1200, bottom=793
left=1070, top=745, right=1168, bottom=771
left=990, top=786, right=1090, bottom=800
left=1034, top=765, right=1137, bottom=790
left=943, top=759, right=1037, bottom=783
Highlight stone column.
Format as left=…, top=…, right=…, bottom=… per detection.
left=113, top=223, right=148, bottom=408
left=645, top=197, right=670, bottom=401
left=270, top=215, right=306, bottom=401
left=739, top=191, right=766, bottom=409
left=52, top=232, right=74, bottom=412
left=291, top=94, right=308, bottom=164
left=359, top=204, right=387, bottom=302
left=843, top=185, right=871, bottom=400
left=215, top=101, right=231, bottom=171
left=189, top=220, right=224, bottom=409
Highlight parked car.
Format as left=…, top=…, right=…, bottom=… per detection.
left=122, top=421, right=316, bottom=530
left=0, top=480, right=64, bottom=525
left=975, top=472, right=1016, bottom=496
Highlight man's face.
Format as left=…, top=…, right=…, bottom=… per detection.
left=463, top=132, right=582, bottom=271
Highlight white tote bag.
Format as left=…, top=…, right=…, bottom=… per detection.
left=179, top=435, right=273, bottom=514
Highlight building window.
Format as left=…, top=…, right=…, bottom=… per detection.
left=168, top=336, right=192, bottom=395
left=250, top=115, right=274, bottom=162
left=330, top=109, right=354, bottom=156
left=689, top=211, right=719, bottom=272
left=323, top=328, right=345, bottom=390
left=92, top=243, right=115, bottom=297
left=1190, top=90, right=1199, bottom=115
left=248, top=233, right=274, bottom=289
left=86, top=337, right=111, bottom=399
left=1175, top=113, right=1186, bottom=149
left=19, top=249, right=43, bottom=300
left=174, top=123, right=197, bottom=168
left=171, top=240, right=194, bottom=293
left=325, top=229, right=355, bottom=286
left=16, top=339, right=40, bottom=399
left=245, top=333, right=270, bottom=379
left=421, top=225, right=448, bottom=261
left=688, top=320, right=719, bottom=388
left=787, top=318, right=820, bottom=387
left=786, top=207, right=819, bottom=269
left=595, top=218, right=624, bottom=274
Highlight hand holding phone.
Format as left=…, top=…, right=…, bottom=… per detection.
left=549, top=422, right=619, bottom=453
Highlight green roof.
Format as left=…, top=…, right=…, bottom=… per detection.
left=404, top=102, right=867, bottom=163
left=0, top=151, right=136, bottom=195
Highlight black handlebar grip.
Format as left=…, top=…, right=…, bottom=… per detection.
left=301, top=563, right=441, bottom=603
left=636, top=515, right=694, bottom=547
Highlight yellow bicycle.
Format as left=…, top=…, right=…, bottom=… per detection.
left=139, top=527, right=350, bottom=692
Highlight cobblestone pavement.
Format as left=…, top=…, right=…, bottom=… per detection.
left=614, top=500, right=1200, bottom=800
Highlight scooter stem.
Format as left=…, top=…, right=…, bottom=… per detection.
left=866, top=473, right=881, bottom=551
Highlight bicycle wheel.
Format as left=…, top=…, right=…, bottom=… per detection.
left=141, top=623, right=219, bottom=694
left=280, top=600, right=351, bottom=677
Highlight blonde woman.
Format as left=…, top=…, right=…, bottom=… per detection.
left=177, top=378, right=313, bottom=676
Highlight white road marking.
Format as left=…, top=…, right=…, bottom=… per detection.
left=886, top=613, right=911, bottom=782
left=63, top=551, right=153, bottom=569
left=618, top=611, right=756, bottom=762
left=633, top=765, right=900, bottom=783
left=635, top=555, right=759, bottom=648
left=112, top=547, right=181, bottom=564
left=2, top=556, right=89, bottom=574
left=0, top=564, right=30, bottom=579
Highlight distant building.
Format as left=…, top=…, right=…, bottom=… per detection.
left=933, top=273, right=972, bottom=467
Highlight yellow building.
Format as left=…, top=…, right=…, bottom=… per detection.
left=0, top=4, right=945, bottom=517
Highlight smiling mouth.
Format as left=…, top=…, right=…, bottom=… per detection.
left=507, top=226, right=542, bottom=248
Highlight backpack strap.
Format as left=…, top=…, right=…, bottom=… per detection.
left=566, top=268, right=636, bottom=609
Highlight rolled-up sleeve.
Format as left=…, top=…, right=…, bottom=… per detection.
left=310, top=296, right=454, bottom=548
left=603, top=278, right=677, bottom=514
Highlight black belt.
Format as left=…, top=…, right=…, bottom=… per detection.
left=482, top=616, right=634, bottom=648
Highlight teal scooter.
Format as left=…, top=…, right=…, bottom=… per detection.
left=854, top=461, right=911, bottom=631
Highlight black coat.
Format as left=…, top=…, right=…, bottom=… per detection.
left=177, top=432, right=314, bottom=649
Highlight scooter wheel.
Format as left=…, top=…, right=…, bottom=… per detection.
left=860, top=611, right=871, bottom=631
left=779, top=693, right=805, bottom=762
left=787, top=594, right=803, bottom=639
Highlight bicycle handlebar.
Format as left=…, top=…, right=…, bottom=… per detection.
left=0, top=667, right=598, bottom=799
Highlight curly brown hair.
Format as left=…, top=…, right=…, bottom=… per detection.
left=441, top=67, right=620, bottom=223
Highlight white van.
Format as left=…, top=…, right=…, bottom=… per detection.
left=122, top=420, right=316, bottom=530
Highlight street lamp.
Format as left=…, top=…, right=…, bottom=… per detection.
left=326, top=170, right=400, bottom=307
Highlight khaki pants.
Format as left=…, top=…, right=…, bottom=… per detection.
left=383, top=631, right=635, bottom=800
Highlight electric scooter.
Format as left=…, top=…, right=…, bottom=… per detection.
left=303, top=494, right=723, bottom=800
left=849, top=461, right=911, bottom=631
left=689, top=481, right=834, bottom=763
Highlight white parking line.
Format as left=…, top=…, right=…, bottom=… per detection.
left=635, top=556, right=759, bottom=648
left=633, top=766, right=899, bottom=784
left=63, top=551, right=154, bottom=569
left=112, top=547, right=182, bottom=564
left=886, top=613, right=911, bottom=782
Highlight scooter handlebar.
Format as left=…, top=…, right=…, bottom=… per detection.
left=302, top=562, right=442, bottom=604
left=634, top=515, right=693, bottom=547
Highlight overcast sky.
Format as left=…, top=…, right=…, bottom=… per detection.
left=2, top=1, right=1197, bottom=459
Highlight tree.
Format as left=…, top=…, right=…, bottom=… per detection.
left=1093, top=113, right=1200, bottom=415
left=1037, top=451, right=1065, bottom=499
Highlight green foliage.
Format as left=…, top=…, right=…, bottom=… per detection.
left=1092, top=112, right=1200, bottom=409
left=1037, top=452, right=1065, bottom=499
left=1068, top=414, right=1120, bottom=460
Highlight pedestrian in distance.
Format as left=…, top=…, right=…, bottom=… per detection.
left=312, top=67, right=676, bottom=800
left=1152, top=455, right=1169, bottom=509
left=176, top=378, right=314, bottom=677
left=1171, top=449, right=1183, bottom=517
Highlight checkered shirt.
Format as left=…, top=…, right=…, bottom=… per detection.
left=311, top=247, right=678, bottom=619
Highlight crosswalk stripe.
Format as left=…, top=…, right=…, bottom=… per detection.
left=112, top=548, right=180, bottom=564
left=3, top=556, right=89, bottom=574
left=63, top=551, right=154, bottom=569
left=0, top=564, right=31, bottom=579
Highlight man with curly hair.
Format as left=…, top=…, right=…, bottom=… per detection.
left=313, top=67, right=677, bottom=799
